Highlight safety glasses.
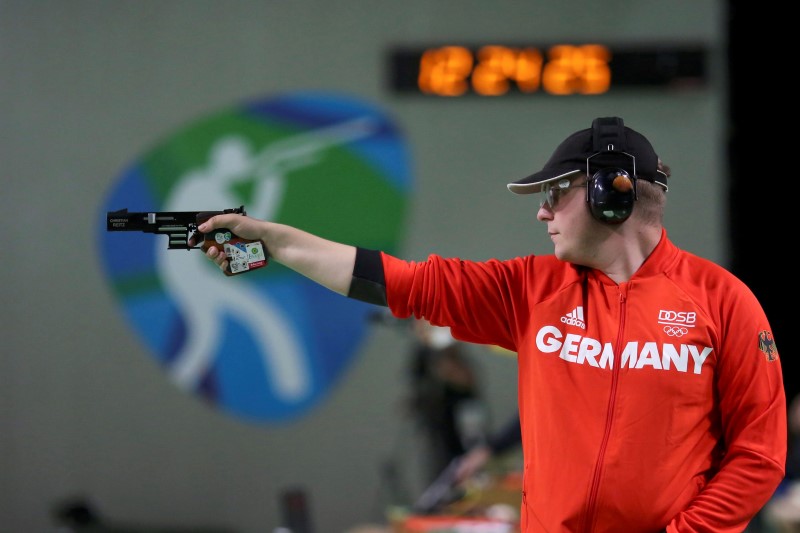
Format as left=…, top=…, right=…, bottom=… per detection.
left=540, top=178, right=587, bottom=209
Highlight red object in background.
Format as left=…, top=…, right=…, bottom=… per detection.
left=399, top=515, right=516, bottom=533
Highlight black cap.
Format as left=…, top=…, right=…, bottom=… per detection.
left=507, top=117, right=667, bottom=194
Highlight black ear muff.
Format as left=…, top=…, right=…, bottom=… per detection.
left=587, top=167, right=635, bottom=223
left=587, top=117, right=637, bottom=224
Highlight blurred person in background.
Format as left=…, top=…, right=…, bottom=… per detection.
left=406, top=319, right=487, bottom=486
left=454, top=412, right=521, bottom=484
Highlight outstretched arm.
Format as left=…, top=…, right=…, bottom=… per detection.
left=197, top=214, right=356, bottom=296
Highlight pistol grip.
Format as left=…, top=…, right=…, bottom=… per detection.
left=202, top=229, right=269, bottom=276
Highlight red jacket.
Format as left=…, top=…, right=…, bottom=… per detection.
left=383, top=230, right=786, bottom=532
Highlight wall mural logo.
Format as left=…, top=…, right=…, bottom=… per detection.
left=97, top=91, right=413, bottom=423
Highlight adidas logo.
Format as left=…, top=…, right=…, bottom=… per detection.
left=561, top=306, right=586, bottom=329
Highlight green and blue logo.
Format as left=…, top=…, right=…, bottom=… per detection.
left=98, top=91, right=413, bottom=423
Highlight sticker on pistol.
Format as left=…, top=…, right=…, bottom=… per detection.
left=223, top=241, right=267, bottom=274
left=215, top=231, right=232, bottom=245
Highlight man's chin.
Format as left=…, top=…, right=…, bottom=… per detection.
left=553, top=247, right=572, bottom=262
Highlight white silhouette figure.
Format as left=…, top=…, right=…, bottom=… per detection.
left=156, top=116, right=378, bottom=403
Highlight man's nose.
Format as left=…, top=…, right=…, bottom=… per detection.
left=536, top=202, right=553, bottom=221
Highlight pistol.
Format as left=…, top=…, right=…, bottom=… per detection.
left=106, top=205, right=268, bottom=276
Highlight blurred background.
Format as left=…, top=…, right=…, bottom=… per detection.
left=1, top=1, right=794, bottom=532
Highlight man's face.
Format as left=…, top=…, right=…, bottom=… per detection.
left=536, top=175, right=604, bottom=264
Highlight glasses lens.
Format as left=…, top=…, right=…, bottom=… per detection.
left=540, top=179, right=572, bottom=209
left=539, top=187, right=551, bottom=208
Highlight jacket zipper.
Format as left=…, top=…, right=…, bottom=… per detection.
left=582, top=288, right=627, bottom=532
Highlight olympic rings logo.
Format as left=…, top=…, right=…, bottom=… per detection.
left=663, top=325, right=688, bottom=337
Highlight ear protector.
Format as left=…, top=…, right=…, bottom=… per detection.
left=586, top=117, right=637, bottom=224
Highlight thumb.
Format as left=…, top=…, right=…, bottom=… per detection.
left=198, top=213, right=230, bottom=232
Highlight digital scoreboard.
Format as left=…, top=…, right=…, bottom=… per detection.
left=388, top=44, right=707, bottom=96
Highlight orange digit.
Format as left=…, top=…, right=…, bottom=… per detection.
left=418, top=46, right=474, bottom=96
left=543, top=45, right=581, bottom=95
left=514, top=48, right=543, bottom=92
left=472, top=46, right=515, bottom=95
left=579, top=45, right=611, bottom=94
left=542, top=44, right=611, bottom=95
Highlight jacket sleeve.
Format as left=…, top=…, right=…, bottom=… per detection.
left=380, top=252, right=528, bottom=352
left=666, top=280, right=786, bottom=532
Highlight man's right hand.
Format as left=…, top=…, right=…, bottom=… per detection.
left=192, top=214, right=267, bottom=273
left=199, top=213, right=265, bottom=242
left=194, top=214, right=358, bottom=296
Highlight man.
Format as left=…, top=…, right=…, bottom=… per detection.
left=194, top=117, right=786, bottom=532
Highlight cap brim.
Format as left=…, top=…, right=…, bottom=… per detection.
left=507, top=169, right=582, bottom=195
